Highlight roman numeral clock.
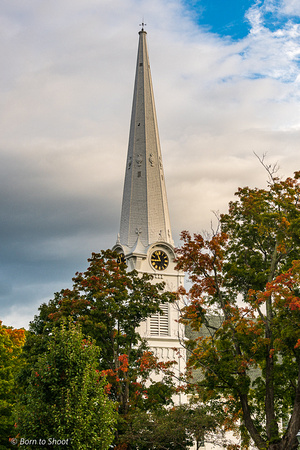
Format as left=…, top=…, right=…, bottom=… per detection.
left=151, top=249, right=169, bottom=271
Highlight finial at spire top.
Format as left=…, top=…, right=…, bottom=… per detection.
left=139, top=21, right=147, bottom=32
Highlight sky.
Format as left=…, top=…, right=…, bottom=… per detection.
left=1, top=0, right=300, bottom=329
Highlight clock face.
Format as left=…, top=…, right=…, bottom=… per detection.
left=117, top=253, right=126, bottom=264
left=151, top=250, right=169, bottom=271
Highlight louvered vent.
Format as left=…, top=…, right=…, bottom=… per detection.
left=150, top=303, right=169, bottom=336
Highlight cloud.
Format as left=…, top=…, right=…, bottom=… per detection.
left=1, top=0, right=300, bottom=328
left=282, top=0, right=300, bottom=15
left=244, top=2, right=300, bottom=82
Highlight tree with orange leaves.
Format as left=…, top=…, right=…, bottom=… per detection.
left=176, top=171, right=300, bottom=450
left=0, top=321, right=25, bottom=449
left=22, top=250, right=177, bottom=448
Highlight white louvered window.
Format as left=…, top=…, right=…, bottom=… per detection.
left=150, top=303, right=169, bottom=336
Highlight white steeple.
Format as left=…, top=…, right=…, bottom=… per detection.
left=118, top=28, right=173, bottom=251
left=113, top=27, right=186, bottom=406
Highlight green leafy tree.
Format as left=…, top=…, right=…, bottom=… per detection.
left=121, top=404, right=226, bottom=449
left=22, top=250, right=177, bottom=448
left=0, top=322, right=25, bottom=449
left=15, top=320, right=116, bottom=449
left=176, top=171, right=300, bottom=450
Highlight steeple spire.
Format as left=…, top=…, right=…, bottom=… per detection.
left=118, top=29, right=173, bottom=251
left=113, top=31, right=186, bottom=406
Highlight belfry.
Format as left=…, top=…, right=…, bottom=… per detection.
left=113, top=26, right=185, bottom=395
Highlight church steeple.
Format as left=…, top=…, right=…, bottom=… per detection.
left=118, top=28, right=173, bottom=251
left=113, top=31, right=186, bottom=403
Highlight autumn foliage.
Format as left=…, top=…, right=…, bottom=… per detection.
left=176, top=172, right=300, bottom=450
left=0, top=322, right=25, bottom=448
left=22, top=250, right=178, bottom=448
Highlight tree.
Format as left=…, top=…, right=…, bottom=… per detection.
left=176, top=172, right=300, bottom=449
left=23, top=250, right=177, bottom=447
left=15, top=320, right=116, bottom=449
left=121, top=404, right=226, bottom=449
left=0, top=321, right=25, bottom=449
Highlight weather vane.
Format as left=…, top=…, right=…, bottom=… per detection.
left=139, top=20, right=147, bottom=31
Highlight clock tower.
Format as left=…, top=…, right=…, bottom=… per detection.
left=113, top=26, right=185, bottom=398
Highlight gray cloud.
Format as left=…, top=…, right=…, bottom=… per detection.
left=1, top=0, right=300, bottom=328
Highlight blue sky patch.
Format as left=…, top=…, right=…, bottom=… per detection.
left=262, top=11, right=300, bottom=34
left=183, top=0, right=300, bottom=40
left=183, top=0, right=256, bottom=39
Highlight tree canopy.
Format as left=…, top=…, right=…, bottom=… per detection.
left=15, top=320, right=116, bottom=449
left=176, top=171, right=300, bottom=450
left=21, top=250, right=178, bottom=448
left=0, top=321, right=25, bottom=449
left=121, top=404, right=227, bottom=450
